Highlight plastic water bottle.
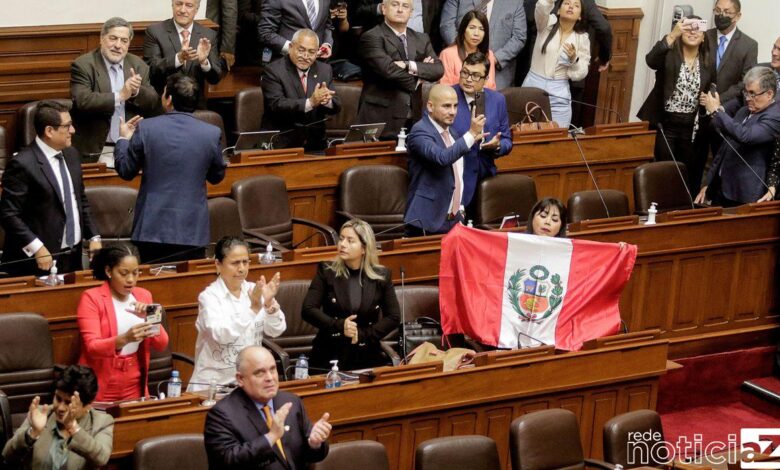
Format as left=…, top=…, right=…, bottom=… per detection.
left=44, top=260, right=60, bottom=286
left=294, top=354, right=309, bottom=380
left=325, top=360, right=341, bottom=389
left=168, top=370, right=182, bottom=398
left=645, top=202, right=658, bottom=225
left=467, top=219, right=474, bottom=228
left=395, top=127, right=408, bottom=152
left=260, top=242, right=275, bottom=265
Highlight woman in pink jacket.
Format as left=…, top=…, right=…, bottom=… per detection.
left=439, top=10, right=497, bottom=90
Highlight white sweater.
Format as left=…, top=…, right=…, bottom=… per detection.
left=529, top=0, right=591, bottom=81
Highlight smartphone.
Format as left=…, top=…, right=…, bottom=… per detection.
left=682, top=18, right=708, bottom=32
left=146, top=304, right=163, bottom=336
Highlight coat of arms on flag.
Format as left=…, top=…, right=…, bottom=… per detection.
left=507, top=265, right=564, bottom=322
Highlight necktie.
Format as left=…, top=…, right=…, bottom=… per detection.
left=717, top=36, right=727, bottom=69
left=441, top=131, right=461, bottom=215
left=476, top=0, right=491, bottom=15
left=262, top=405, right=287, bottom=461
left=300, top=72, right=308, bottom=95
left=399, top=33, right=409, bottom=61
left=305, top=0, right=318, bottom=27
left=55, top=154, right=76, bottom=247
left=109, top=64, right=124, bottom=142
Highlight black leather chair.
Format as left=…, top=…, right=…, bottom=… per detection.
left=17, top=99, right=72, bottom=149
left=0, top=389, right=12, bottom=455
left=234, top=87, right=263, bottom=136
left=0, top=124, right=8, bottom=176
left=206, top=197, right=266, bottom=256
left=500, top=87, right=552, bottom=127
left=510, top=409, right=613, bottom=470
left=336, top=165, right=408, bottom=240
left=84, top=186, right=137, bottom=246
left=603, top=410, right=665, bottom=469
left=567, top=190, right=630, bottom=223
left=133, top=433, right=208, bottom=470
left=382, top=285, right=440, bottom=353
left=633, top=162, right=693, bottom=215
left=327, top=83, right=363, bottom=139
left=263, top=280, right=317, bottom=380
left=232, top=175, right=337, bottom=249
left=416, top=435, right=501, bottom=470
left=312, top=440, right=390, bottom=470
left=473, top=174, right=537, bottom=229
left=193, top=109, right=227, bottom=148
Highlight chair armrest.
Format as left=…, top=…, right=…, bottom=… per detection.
left=380, top=341, right=401, bottom=366
left=262, top=338, right=291, bottom=381
left=0, top=389, right=12, bottom=444
left=242, top=229, right=290, bottom=252
left=171, top=351, right=195, bottom=365
left=585, top=458, right=615, bottom=470
left=290, top=218, right=338, bottom=245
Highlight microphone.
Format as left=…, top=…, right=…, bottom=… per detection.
left=569, top=127, right=611, bottom=218
left=399, top=265, right=408, bottom=363
left=483, top=211, right=522, bottom=226
left=373, top=219, right=427, bottom=238
left=543, top=91, right=624, bottom=123
left=291, top=230, right=328, bottom=249
left=716, top=129, right=774, bottom=199
left=267, top=117, right=332, bottom=150
left=0, top=246, right=77, bottom=269
left=516, top=330, right=547, bottom=349
left=656, top=123, right=695, bottom=209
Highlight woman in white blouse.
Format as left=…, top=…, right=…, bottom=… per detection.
left=188, top=237, right=286, bottom=391
left=521, top=0, right=591, bottom=127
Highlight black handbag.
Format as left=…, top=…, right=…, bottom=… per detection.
left=400, top=316, right=442, bottom=355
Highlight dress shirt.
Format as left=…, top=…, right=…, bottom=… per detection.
left=174, top=22, right=212, bottom=71
left=717, top=27, right=737, bottom=56
left=188, top=277, right=286, bottom=391
left=22, top=138, right=82, bottom=257
left=427, top=116, right=474, bottom=214
left=101, top=56, right=126, bottom=143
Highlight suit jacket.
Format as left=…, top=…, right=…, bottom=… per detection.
left=440, top=0, right=527, bottom=89
left=0, top=143, right=97, bottom=275
left=143, top=19, right=223, bottom=108
left=258, top=0, right=333, bottom=56
left=114, top=112, right=226, bottom=247
left=2, top=408, right=114, bottom=470
left=302, top=261, right=400, bottom=370
left=350, top=0, right=443, bottom=52
left=76, top=283, right=169, bottom=401
left=356, top=23, right=444, bottom=139
left=450, top=85, right=512, bottom=206
left=204, top=388, right=328, bottom=470
left=706, top=27, right=758, bottom=104
left=207, top=0, right=238, bottom=55
left=637, top=39, right=715, bottom=127
left=405, top=115, right=472, bottom=233
left=237, top=0, right=263, bottom=65
left=707, top=101, right=780, bottom=203
left=70, top=49, right=160, bottom=156
left=261, top=57, right=342, bottom=151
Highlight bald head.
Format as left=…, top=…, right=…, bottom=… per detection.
left=236, top=346, right=274, bottom=373
left=427, top=85, right=459, bottom=128
left=235, top=346, right=279, bottom=403
left=428, top=84, right=457, bottom=106
left=772, top=36, right=780, bottom=72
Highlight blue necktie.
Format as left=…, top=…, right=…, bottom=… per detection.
left=717, top=36, right=727, bottom=69
left=109, top=64, right=125, bottom=142
left=55, top=153, right=76, bottom=247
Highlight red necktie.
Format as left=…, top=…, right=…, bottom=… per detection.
left=300, top=72, right=308, bottom=95
left=441, top=130, right=461, bottom=215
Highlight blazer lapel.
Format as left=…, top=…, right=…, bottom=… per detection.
left=382, top=23, right=408, bottom=61
left=272, top=395, right=293, bottom=470
left=358, top=275, right=376, bottom=314
left=93, top=50, right=113, bottom=93
left=32, top=144, right=64, bottom=207
left=166, top=19, right=183, bottom=55
left=720, top=29, right=742, bottom=70
left=332, top=274, right=352, bottom=314
left=100, top=283, right=119, bottom=337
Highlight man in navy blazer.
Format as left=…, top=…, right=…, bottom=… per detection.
left=450, top=52, right=512, bottom=210
left=114, top=73, right=226, bottom=263
left=204, top=346, right=331, bottom=469
left=405, top=84, right=486, bottom=235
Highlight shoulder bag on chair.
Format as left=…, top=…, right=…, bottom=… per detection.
left=515, top=102, right=560, bottom=131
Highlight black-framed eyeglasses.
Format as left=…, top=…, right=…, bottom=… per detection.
left=743, top=89, right=771, bottom=100
left=50, top=122, right=73, bottom=129
left=712, top=7, right=737, bottom=17
left=459, top=70, right=485, bottom=81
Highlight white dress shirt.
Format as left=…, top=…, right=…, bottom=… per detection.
left=188, top=277, right=286, bottom=391
left=113, top=294, right=143, bottom=355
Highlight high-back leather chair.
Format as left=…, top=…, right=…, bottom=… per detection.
left=567, top=189, right=630, bottom=223
left=510, top=409, right=611, bottom=470
left=207, top=197, right=244, bottom=244
left=0, top=313, right=55, bottom=430
left=312, top=440, right=390, bottom=470
left=603, top=410, right=665, bottom=469
left=416, top=435, right=501, bottom=470
left=234, top=86, right=264, bottom=135
left=263, top=279, right=317, bottom=380
left=500, top=87, right=552, bottom=127
left=148, top=309, right=194, bottom=397
left=0, top=124, right=8, bottom=175
left=337, top=165, right=408, bottom=240
left=232, top=175, right=337, bottom=249
left=17, top=99, right=72, bottom=149
left=193, top=110, right=227, bottom=148
left=0, top=389, right=11, bottom=451
left=133, top=434, right=208, bottom=470
left=327, top=83, right=363, bottom=138
left=383, top=285, right=439, bottom=341
left=85, top=186, right=137, bottom=245
left=473, top=174, right=537, bottom=229
left=633, top=161, right=692, bottom=215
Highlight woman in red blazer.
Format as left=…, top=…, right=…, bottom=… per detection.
left=77, top=244, right=169, bottom=402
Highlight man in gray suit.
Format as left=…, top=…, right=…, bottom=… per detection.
left=258, top=0, right=334, bottom=60
left=439, top=0, right=527, bottom=89
left=206, top=0, right=238, bottom=69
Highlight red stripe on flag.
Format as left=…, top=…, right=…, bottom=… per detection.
left=440, top=225, right=509, bottom=346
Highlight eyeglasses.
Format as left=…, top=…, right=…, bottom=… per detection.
left=51, top=122, right=74, bottom=129
left=713, top=7, right=737, bottom=16
left=459, top=70, right=486, bottom=81
left=743, top=89, right=771, bottom=100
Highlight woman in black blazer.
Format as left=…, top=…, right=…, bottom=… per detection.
left=638, top=16, right=715, bottom=193
left=302, top=219, right=401, bottom=371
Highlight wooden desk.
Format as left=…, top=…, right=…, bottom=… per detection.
left=107, top=337, right=668, bottom=469
left=206, top=66, right=261, bottom=99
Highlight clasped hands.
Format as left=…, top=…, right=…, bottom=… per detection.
left=178, top=36, right=211, bottom=66
left=249, top=272, right=281, bottom=313
left=266, top=402, right=332, bottom=449
left=309, top=82, right=336, bottom=108
left=119, top=68, right=143, bottom=102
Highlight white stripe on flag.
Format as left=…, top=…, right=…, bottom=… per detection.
left=498, top=234, right=573, bottom=348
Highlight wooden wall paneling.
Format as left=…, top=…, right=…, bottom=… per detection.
left=445, top=411, right=479, bottom=436
left=672, top=256, right=707, bottom=331
left=640, top=259, right=675, bottom=332
left=624, top=384, right=655, bottom=411
left=482, top=406, right=514, bottom=470
left=735, top=248, right=774, bottom=321
left=596, top=9, right=643, bottom=124
left=49, top=320, right=81, bottom=366
left=703, top=252, right=737, bottom=325
left=586, top=390, right=619, bottom=459
left=372, top=424, right=403, bottom=470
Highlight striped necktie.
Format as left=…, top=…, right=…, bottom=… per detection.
left=305, top=0, right=317, bottom=27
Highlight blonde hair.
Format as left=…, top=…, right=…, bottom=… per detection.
left=327, top=219, right=385, bottom=281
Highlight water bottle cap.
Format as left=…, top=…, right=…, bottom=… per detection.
left=266, top=242, right=273, bottom=252
left=50, top=260, right=58, bottom=274
left=172, top=370, right=180, bottom=377
left=329, top=359, right=339, bottom=371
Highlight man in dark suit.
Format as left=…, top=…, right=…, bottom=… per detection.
left=236, top=0, right=263, bottom=65
left=143, top=0, right=223, bottom=109
left=70, top=17, right=160, bottom=163
left=204, top=346, right=331, bottom=469
left=351, top=0, right=444, bottom=52
left=206, top=0, right=238, bottom=69
left=706, top=0, right=758, bottom=104
left=261, top=29, right=342, bottom=151
left=0, top=101, right=101, bottom=276
left=405, top=84, right=485, bottom=235
left=356, top=0, right=444, bottom=140
left=258, top=0, right=334, bottom=60
left=450, top=52, right=512, bottom=211
left=758, top=36, right=780, bottom=93
left=114, top=74, right=225, bottom=263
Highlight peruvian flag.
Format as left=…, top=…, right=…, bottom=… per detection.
left=439, top=225, right=637, bottom=350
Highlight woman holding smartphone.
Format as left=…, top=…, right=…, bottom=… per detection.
left=76, top=244, right=169, bottom=402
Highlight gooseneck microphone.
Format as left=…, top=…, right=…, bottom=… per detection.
left=716, top=129, right=774, bottom=199
left=569, top=126, right=611, bottom=218
left=656, top=123, right=695, bottom=209
left=373, top=219, right=427, bottom=238
left=399, top=265, right=408, bottom=363
left=543, top=91, right=624, bottom=123
left=268, top=117, right=332, bottom=150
